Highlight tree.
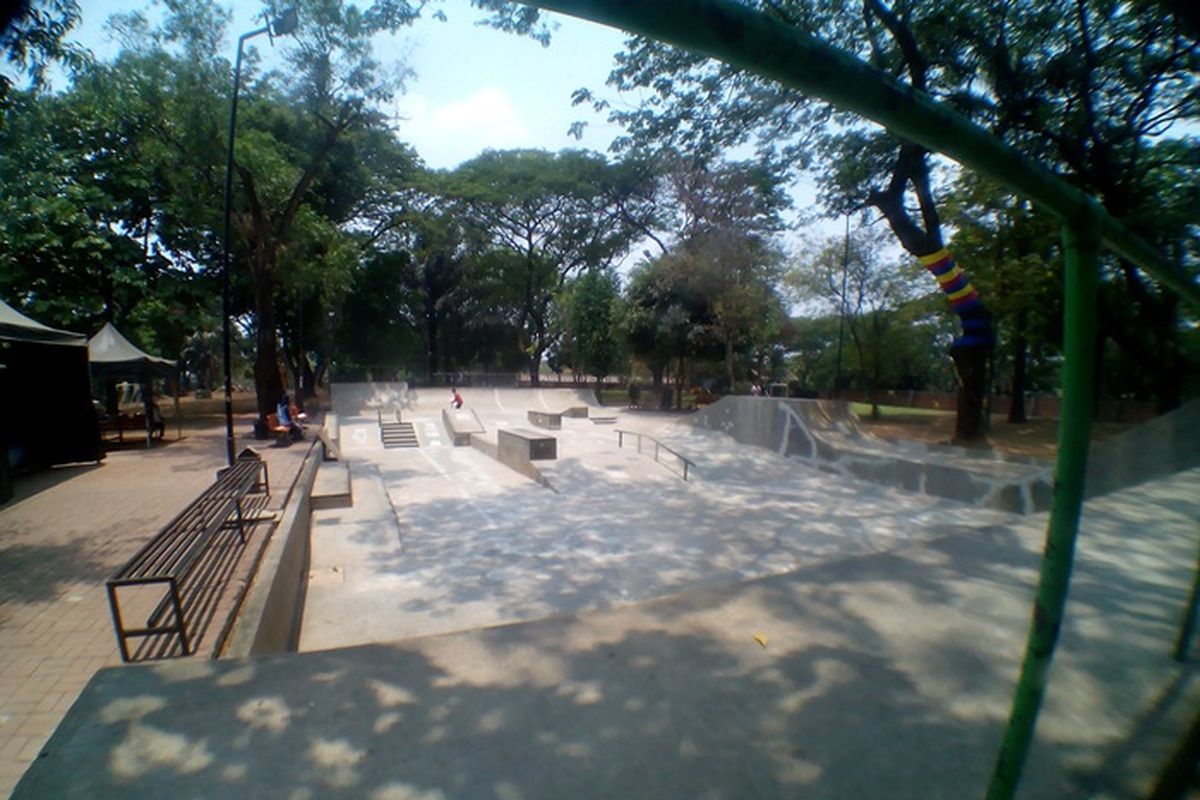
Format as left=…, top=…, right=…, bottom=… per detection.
left=791, top=225, right=926, bottom=418
left=581, top=0, right=1198, bottom=436
left=944, top=175, right=1063, bottom=422
left=655, top=156, right=790, bottom=390
left=446, top=148, right=652, bottom=384
left=566, top=267, right=624, bottom=385
left=230, top=0, right=420, bottom=419
left=1, top=0, right=90, bottom=104
left=623, top=251, right=722, bottom=404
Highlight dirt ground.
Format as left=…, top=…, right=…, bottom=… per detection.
left=858, top=411, right=1132, bottom=462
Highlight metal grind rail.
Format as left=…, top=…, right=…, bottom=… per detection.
left=616, top=429, right=694, bottom=482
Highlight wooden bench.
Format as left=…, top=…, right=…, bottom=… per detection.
left=105, top=454, right=270, bottom=662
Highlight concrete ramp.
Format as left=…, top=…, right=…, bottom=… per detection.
left=692, top=397, right=1054, bottom=514
left=458, top=386, right=599, bottom=413
left=331, top=382, right=419, bottom=417
left=1084, top=397, right=1200, bottom=499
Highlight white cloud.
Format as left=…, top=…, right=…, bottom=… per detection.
left=395, top=87, right=530, bottom=169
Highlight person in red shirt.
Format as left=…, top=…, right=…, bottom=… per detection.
left=450, top=388, right=463, bottom=409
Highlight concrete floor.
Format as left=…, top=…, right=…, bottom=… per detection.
left=301, top=406, right=1018, bottom=651
left=12, top=386, right=1200, bottom=798
left=14, top=466, right=1200, bottom=799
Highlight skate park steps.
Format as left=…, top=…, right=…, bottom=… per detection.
left=377, top=408, right=419, bottom=448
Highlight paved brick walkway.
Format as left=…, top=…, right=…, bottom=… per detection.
left=0, top=416, right=311, bottom=796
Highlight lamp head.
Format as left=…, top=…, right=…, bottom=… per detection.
left=270, top=7, right=299, bottom=38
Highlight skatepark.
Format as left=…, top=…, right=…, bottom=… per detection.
left=14, top=383, right=1199, bottom=798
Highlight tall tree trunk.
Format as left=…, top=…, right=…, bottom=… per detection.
left=724, top=332, right=735, bottom=391
left=252, top=259, right=284, bottom=423
left=529, top=345, right=542, bottom=387
left=1008, top=319, right=1028, bottom=423
left=425, top=308, right=439, bottom=383
left=952, top=344, right=989, bottom=441
left=870, top=145, right=992, bottom=443
left=651, top=362, right=664, bottom=390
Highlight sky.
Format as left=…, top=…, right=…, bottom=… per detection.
left=69, top=2, right=639, bottom=169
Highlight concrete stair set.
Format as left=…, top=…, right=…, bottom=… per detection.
left=380, top=419, right=419, bottom=448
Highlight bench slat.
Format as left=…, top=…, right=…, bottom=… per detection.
left=112, top=461, right=262, bottom=580
left=106, top=457, right=268, bottom=662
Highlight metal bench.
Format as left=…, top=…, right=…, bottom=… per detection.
left=105, top=454, right=269, bottom=661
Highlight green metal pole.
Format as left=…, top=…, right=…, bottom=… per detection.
left=984, top=211, right=1100, bottom=800
left=519, top=0, right=1199, bottom=310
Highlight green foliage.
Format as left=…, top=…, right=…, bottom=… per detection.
left=789, top=224, right=953, bottom=401
left=1, top=0, right=91, bottom=102
left=565, top=268, right=625, bottom=381
left=442, top=148, right=654, bottom=381
left=584, top=0, right=1198, bottom=410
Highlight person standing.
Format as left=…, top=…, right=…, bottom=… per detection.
left=450, top=388, right=464, bottom=409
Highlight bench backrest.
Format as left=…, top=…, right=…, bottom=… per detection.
left=111, top=458, right=264, bottom=581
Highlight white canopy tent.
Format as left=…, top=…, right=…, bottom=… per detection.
left=88, top=323, right=179, bottom=447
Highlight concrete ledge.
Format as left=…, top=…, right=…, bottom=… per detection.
left=527, top=410, right=562, bottom=430
left=476, top=428, right=557, bottom=491
left=222, top=442, right=324, bottom=658
left=562, top=406, right=589, bottom=418
left=311, top=461, right=351, bottom=510
left=443, top=407, right=485, bottom=446
left=315, top=415, right=341, bottom=463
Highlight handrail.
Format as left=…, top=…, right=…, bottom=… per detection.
left=615, top=429, right=694, bottom=481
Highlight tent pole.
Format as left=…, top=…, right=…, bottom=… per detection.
left=143, top=365, right=154, bottom=449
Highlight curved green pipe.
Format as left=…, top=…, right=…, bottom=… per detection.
left=511, top=2, right=1180, bottom=799
left=521, top=0, right=1198, bottom=309
left=985, top=215, right=1100, bottom=798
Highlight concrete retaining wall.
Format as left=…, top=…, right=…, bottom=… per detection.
left=692, top=397, right=1054, bottom=514
left=222, top=441, right=324, bottom=658
left=1085, top=398, right=1200, bottom=498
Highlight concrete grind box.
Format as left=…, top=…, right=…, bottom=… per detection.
left=498, top=428, right=557, bottom=461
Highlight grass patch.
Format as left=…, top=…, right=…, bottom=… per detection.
left=852, top=402, right=954, bottom=418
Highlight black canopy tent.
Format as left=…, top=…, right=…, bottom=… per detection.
left=0, top=298, right=102, bottom=503
left=88, top=323, right=179, bottom=448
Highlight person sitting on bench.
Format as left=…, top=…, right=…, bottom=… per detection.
left=277, top=391, right=304, bottom=440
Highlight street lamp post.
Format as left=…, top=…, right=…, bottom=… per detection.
left=220, top=8, right=299, bottom=465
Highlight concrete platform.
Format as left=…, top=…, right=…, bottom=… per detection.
left=310, top=461, right=352, bottom=510
left=14, top=468, right=1200, bottom=799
